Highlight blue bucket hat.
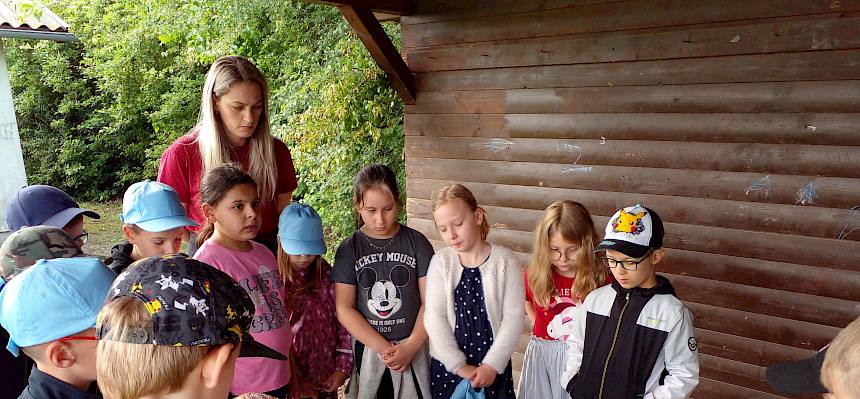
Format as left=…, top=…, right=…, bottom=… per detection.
left=5, top=185, right=100, bottom=232
left=121, top=180, right=198, bottom=232
left=278, top=203, right=326, bottom=255
left=0, top=257, right=115, bottom=356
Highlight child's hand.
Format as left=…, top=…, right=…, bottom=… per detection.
left=456, top=364, right=477, bottom=380
left=382, top=340, right=419, bottom=372
left=469, top=364, right=497, bottom=388
left=321, top=370, right=349, bottom=393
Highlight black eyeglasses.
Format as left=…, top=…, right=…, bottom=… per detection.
left=73, top=231, right=88, bottom=245
left=602, top=252, right=651, bottom=271
left=550, top=247, right=579, bottom=261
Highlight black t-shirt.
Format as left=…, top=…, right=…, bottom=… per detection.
left=0, top=326, right=29, bottom=399
left=331, top=225, right=433, bottom=340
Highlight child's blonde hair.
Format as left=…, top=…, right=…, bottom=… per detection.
left=432, top=184, right=489, bottom=240
left=276, top=245, right=330, bottom=293
left=822, top=317, right=860, bottom=396
left=97, top=297, right=211, bottom=399
left=528, top=200, right=606, bottom=308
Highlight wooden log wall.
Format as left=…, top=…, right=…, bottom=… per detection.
left=400, top=1, right=860, bottom=398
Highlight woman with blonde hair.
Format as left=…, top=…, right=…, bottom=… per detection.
left=158, top=55, right=297, bottom=253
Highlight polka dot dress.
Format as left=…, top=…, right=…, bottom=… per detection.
left=430, top=267, right=516, bottom=399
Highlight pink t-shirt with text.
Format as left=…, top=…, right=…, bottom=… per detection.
left=193, top=240, right=291, bottom=394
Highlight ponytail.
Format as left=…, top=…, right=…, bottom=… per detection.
left=196, top=223, right=215, bottom=248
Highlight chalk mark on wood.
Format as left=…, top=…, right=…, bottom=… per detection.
left=470, top=138, right=514, bottom=153
left=795, top=181, right=819, bottom=205
left=838, top=205, right=860, bottom=240
left=559, top=143, right=590, bottom=174
left=744, top=175, right=772, bottom=198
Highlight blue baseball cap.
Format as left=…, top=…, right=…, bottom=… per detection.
left=278, top=203, right=326, bottom=255
left=5, top=185, right=100, bottom=232
left=0, top=257, right=115, bottom=356
left=120, top=180, right=198, bottom=232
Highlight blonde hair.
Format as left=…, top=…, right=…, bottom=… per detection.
left=822, top=317, right=860, bottom=395
left=97, top=297, right=210, bottom=399
left=527, top=201, right=606, bottom=308
left=432, top=184, right=489, bottom=240
left=197, top=55, right=277, bottom=203
left=276, top=245, right=330, bottom=293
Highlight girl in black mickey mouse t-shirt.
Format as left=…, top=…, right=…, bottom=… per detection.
left=331, top=164, right=435, bottom=399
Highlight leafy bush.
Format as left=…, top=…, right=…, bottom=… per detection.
left=7, top=0, right=404, bottom=245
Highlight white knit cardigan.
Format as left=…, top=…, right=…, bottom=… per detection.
left=423, top=244, right=525, bottom=374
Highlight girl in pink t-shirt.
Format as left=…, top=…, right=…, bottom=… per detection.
left=192, top=163, right=291, bottom=397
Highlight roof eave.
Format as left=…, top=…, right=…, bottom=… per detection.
left=0, top=28, right=78, bottom=42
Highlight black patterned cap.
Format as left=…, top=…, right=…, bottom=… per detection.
left=96, top=255, right=286, bottom=360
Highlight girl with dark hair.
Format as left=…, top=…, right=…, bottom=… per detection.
left=192, top=163, right=292, bottom=397
left=330, top=163, right=434, bottom=399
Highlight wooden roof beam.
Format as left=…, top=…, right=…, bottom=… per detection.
left=307, top=0, right=414, bottom=15
left=340, top=5, right=416, bottom=104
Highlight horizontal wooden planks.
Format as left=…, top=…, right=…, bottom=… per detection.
left=403, top=0, right=860, bottom=48
left=416, top=49, right=860, bottom=91
left=406, top=157, right=860, bottom=209
left=686, top=302, right=838, bottom=351
left=407, top=81, right=860, bottom=114
left=662, top=250, right=860, bottom=303
left=694, top=376, right=789, bottom=399
left=405, top=136, right=860, bottom=178
left=699, top=355, right=768, bottom=396
left=409, top=203, right=860, bottom=297
left=406, top=178, right=860, bottom=243
left=408, top=14, right=860, bottom=71
left=411, top=217, right=860, bottom=328
left=695, top=328, right=815, bottom=368
left=407, top=0, right=621, bottom=25
left=422, top=237, right=836, bottom=374
left=404, top=113, right=860, bottom=146
left=695, top=354, right=825, bottom=398
left=411, top=202, right=860, bottom=273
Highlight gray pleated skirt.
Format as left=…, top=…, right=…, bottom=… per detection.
left=517, top=336, right=569, bottom=399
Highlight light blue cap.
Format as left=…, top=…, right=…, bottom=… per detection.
left=278, top=203, right=326, bottom=256
left=121, top=180, right=198, bottom=232
left=0, top=257, right=115, bottom=356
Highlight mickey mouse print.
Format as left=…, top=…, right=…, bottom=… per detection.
left=332, top=226, right=435, bottom=341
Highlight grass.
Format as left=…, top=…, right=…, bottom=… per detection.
left=79, top=200, right=125, bottom=257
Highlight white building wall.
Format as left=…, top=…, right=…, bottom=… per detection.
left=0, top=39, right=28, bottom=231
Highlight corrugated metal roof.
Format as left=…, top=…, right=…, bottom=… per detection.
left=0, top=0, right=69, bottom=33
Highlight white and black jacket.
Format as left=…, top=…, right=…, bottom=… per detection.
left=561, top=275, right=699, bottom=399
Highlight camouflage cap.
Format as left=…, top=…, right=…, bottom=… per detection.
left=0, top=226, right=83, bottom=280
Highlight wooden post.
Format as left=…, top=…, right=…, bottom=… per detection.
left=340, top=5, right=416, bottom=104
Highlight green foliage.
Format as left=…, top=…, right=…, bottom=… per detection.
left=7, top=0, right=404, bottom=244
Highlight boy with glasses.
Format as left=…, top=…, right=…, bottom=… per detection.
left=0, top=257, right=115, bottom=398
left=4, top=185, right=100, bottom=249
left=0, top=226, right=92, bottom=399
left=561, top=204, right=699, bottom=399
